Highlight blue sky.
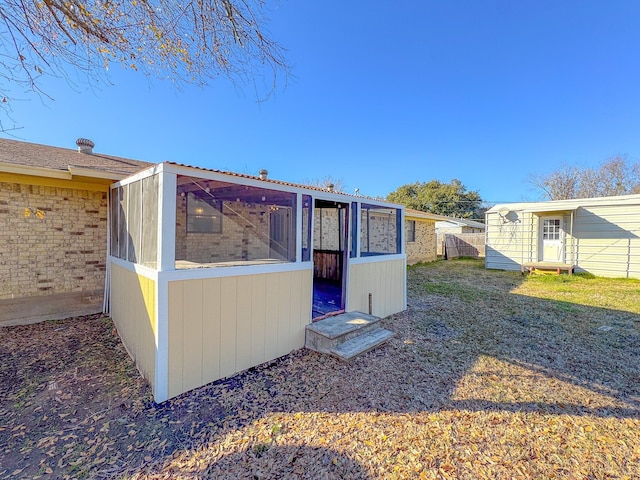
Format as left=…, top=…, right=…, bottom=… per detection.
left=3, top=1, right=640, bottom=205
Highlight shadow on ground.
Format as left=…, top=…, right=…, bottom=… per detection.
left=1, top=260, right=639, bottom=478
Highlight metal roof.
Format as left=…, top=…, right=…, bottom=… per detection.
left=487, top=193, right=640, bottom=214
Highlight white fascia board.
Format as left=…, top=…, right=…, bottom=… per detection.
left=162, top=162, right=404, bottom=208
left=111, top=163, right=164, bottom=188
left=108, top=256, right=159, bottom=281
left=160, top=261, right=313, bottom=282
left=349, top=254, right=406, bottom=265
left=0, top=161, right=72, bottom=180
left=67, top=165, right=125, bottom=181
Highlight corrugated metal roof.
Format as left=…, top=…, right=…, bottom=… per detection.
left=0, top=138, right=153, bottom=177
left=165, top=161, right=394, bottom=203
left=487, top=193, right=640, bottom=214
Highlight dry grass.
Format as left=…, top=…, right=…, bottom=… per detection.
left=1, top=258, right=639, bottom=479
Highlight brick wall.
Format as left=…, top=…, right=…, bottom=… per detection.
left=313, top=208, right=341, bottom=250
left=175, top=197, right=271, bottom=263
left=362, top=210, right=398, bottom=254
left=406, top=219, right=436, bottom=264
left=0, top=181, right=108, bottom=299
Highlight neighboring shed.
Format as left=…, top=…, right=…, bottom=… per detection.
left=0, top=138, right=151, bottom=325
left=485, top=194, right=640, bottom=278
left=435, top=217, right=486, bottom=234
left=108, top=162, right=406, bottom=402
left=404, top=209, right=449, bottom=264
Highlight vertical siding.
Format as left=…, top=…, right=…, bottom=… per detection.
left=110, top=264, right=157, bottom=389
left=348, top=258, right=406, bottom=317
left=166, top=268, right=312, bottom=400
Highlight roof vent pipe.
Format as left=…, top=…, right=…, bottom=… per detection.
left=259, top=169, right=268, bottom=180
left=327, top=183, right=335, bottom=193
left=76, top=138, right=95, bottom=154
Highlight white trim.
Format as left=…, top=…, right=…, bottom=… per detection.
left=401, top=209, right=406, bottom=255
left=162, top=162, right=402, bottom=209
left=349, top=253, right=406, bottom=265
left=67, top=165, right=126, bottom=180
left=0, top=161, right=72, bottom=179
left=157, top=172, right=177, bottom=271
left=160, top=261, right=313, bottom=282
left=111, top=163, right=164, bottom=188
left=154, top=276, right=169, bottom=402
left=108, top=256, right=159, bottom=281
left=403, top=256, right=407, bottom=309
left=103, top=188, right=111, bottom=314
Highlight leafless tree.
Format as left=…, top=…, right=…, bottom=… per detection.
left=530, top=156, right=640, bottom=200
left=302, top=175, right=349, bottom=194
left=0, top=0, right=289, bottom=128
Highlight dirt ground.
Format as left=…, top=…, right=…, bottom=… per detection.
left=1, top=259, right=639, bottom=479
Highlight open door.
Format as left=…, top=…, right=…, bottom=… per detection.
left=312, top=200, right=349, bottom=319
left=540, top=217, right=563, bottom=262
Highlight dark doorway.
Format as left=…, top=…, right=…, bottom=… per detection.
left=312, top=200, right=349, bottom=319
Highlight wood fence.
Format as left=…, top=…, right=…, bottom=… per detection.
left=437, top=233, right=486, bottom=259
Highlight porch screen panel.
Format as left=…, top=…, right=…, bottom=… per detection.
left=175, top=176, right=297, bottom=267
left=117, top=185, right=128, bottom=259
left=360, top=203, right=401, bottom=256
left=110, top=187, right=120, bottom=258
left=127, top=180, right=142, bottom=263
left=141, top=175, right=159, bottom=268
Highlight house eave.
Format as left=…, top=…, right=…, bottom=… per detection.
left=0, top=161, right=72, bottom=180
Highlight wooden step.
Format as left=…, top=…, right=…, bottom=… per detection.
left=329, top=327, right=395, bottom=361
left=305, top=311, right=381, bottom=354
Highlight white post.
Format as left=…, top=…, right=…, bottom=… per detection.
left=157, top=169, right=177, bottom=271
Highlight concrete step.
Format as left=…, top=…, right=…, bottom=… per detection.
left=305, top=311, right=381, bottom=354
left=329, top=327, right=395, bottom=361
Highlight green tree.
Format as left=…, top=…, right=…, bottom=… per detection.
left=0, top=0, right=289, bottom=129
left=386, top=179, right=485, bottom=220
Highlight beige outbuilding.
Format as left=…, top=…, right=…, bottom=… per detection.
left=485, top=194, right=640, bottom=278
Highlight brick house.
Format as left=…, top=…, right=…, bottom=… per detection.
left=404, top=209, right=450, bottom=264
left=0, top=138, right=151, bottom=325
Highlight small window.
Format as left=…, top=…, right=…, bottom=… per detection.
left=407, top=220, right=416, bottom=243
left=542, top=218, right=561, bottom=240
left=187, top=191, right=222, bottom=233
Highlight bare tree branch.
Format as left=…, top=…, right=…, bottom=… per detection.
left=530, top=156, right=640, bottom=200
left=0, top=0, right=290, bottom=129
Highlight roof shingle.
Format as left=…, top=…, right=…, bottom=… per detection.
left=0, top=138, right=153, bottom=177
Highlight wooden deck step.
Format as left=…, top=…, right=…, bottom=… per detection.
left=305, top=311, right=393, bottom=360
left=329, top=327, right=394, bottom=361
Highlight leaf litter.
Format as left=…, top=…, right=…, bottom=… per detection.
left=0, top=259, right=639, bottom=479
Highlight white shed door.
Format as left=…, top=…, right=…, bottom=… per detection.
left=540, top=217, right=563, bottom=262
